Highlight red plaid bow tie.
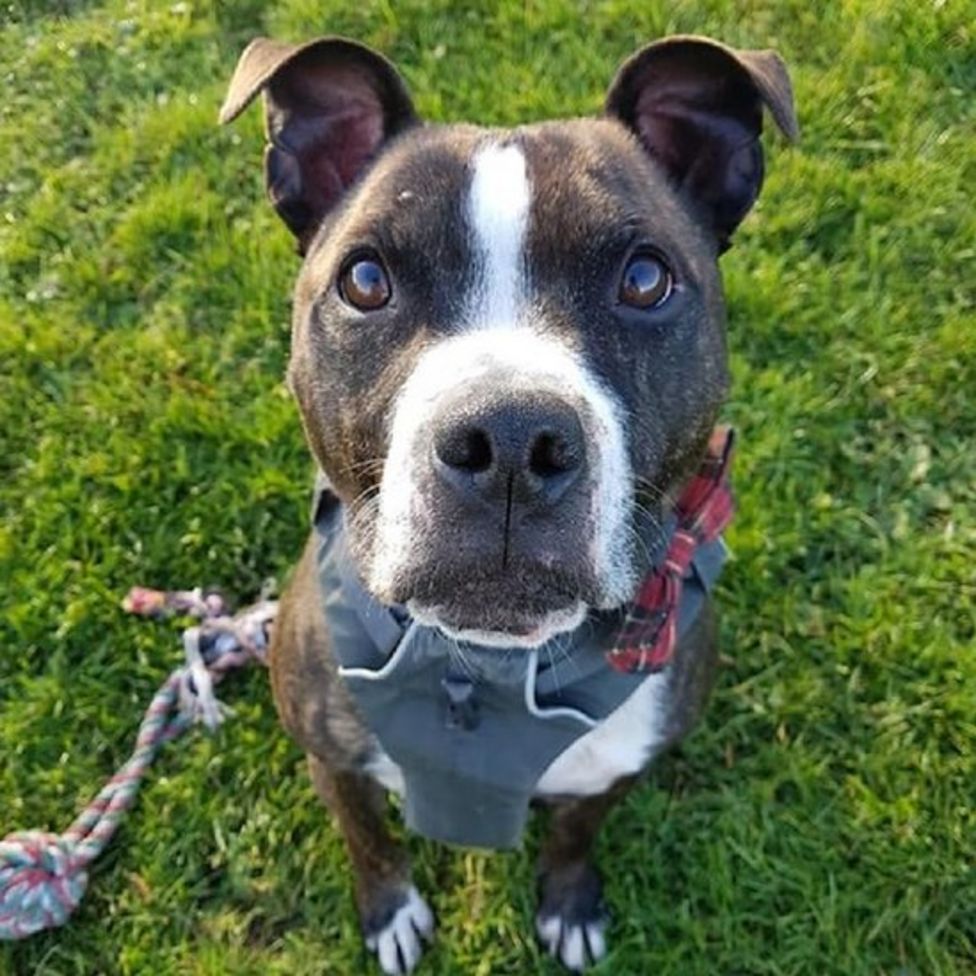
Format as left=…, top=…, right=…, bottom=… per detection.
left=607, top=426, right=735, bottom=674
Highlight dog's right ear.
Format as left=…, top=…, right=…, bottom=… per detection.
left=220, top=37, right=418, bottom=253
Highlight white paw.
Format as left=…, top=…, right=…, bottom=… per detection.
left=365, top=886, right=435, bottom=975
left=536, top=912, right=607, bottom=971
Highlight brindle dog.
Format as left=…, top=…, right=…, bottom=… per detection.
left=221, top=35, right=796, bottom=973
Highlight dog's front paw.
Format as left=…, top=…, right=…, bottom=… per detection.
left=536, top=864, right=608, bottom=971
left=363, top=885, right=435, bottom=975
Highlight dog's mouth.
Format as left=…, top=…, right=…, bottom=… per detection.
left=407, top=599, right=588, bottom=649
left=393, top=557, right=597, bottom=649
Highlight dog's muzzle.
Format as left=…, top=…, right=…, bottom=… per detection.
left=368, top=330, right=634, bottom=645
left=391, top=378, right=598, bottom=643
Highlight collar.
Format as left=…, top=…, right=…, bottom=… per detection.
left=607, top=425, right=735, bottom=673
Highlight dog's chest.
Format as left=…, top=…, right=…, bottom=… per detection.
left=365, top=670, right=671, bottom=799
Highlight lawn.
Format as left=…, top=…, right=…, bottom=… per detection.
left=1, top=0, right=974, bottom=973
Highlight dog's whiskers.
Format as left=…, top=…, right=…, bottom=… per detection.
left=344, top=457, right=387, bottom=478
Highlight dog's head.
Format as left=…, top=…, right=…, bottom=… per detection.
left=221, top=36, right=796, bottom=648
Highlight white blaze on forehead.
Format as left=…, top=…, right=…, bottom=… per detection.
left=467, top=141, right=531, bottom=328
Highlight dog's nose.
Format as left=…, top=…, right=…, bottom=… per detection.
left=432, top=390, right=585, bottom=506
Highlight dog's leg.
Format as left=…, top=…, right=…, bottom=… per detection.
left=307, top=755, right=434, bottom=975
left=536, top=777, right=636, bottom=972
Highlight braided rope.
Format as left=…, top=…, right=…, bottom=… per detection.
left=0, top=590, right=275, bottom=941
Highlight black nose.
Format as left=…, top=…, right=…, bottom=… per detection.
left=432, top=390, right=586, bottom=506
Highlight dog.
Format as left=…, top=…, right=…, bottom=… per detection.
left=220, top=33, right=796, bottom=973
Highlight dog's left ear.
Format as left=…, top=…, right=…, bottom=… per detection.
left=605, top=36, right=798, bottom=250
left=219, top=37, right=418, bottom=253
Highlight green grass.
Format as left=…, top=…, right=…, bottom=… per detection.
left=2, top=0, right=974, bottom=973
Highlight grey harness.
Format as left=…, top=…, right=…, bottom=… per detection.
left=313, top=481, right=726, bottom=850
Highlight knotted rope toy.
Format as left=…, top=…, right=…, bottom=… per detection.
left=0, top=587, right=277, bottom=941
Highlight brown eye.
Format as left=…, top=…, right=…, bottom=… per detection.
left=619, top=252, right=673, bottom=309
left=339, top=254, right=391, bottom=310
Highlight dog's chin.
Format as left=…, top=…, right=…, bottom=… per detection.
left=406, top=600, right=588, bottom=649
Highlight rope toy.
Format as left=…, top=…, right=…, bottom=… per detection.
left=0, top=587, right=277, bottom=941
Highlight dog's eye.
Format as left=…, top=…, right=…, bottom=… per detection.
left=338, top=254, right=391, bottom=311
left=619, top=252, right=673, bottom=309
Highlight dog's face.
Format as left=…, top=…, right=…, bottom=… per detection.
left=222, top=36, right=796, bottom=648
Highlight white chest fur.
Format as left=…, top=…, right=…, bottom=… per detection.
left=534, top=670, right=670, bottom=797
left=364, top=670, right=671, bottom=800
